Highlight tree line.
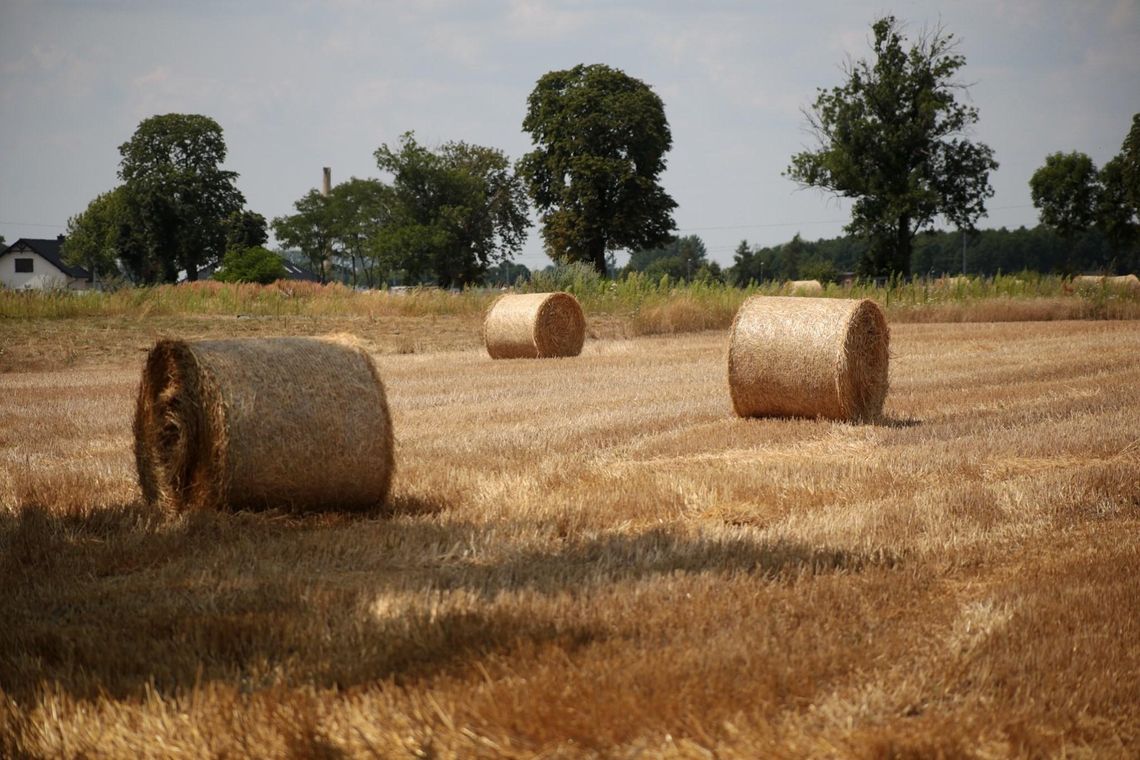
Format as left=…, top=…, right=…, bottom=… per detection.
left=57, top=16, right=1136, bottom=287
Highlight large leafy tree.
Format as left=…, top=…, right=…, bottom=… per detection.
left=786, top=16, right=997, bottom=277
left=1121, top=113, right=1140, bottom=209
left=118, top=114, right=245, bottom=282
left=1029, top=151, right=1099, bottom=240
left=1095, top=114, right=1140, bottom=265
left=373, top=132, right=530, bottom=287
left=520, top=63, right=677, bottom=274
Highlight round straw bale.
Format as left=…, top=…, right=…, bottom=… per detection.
left=1077, top=273, right=1140, bottom=290
left=134, top=336, right=394, bottom=512
left=786, top=279, right=824, bottom=295
left=727, top=296, right=889, bottom=421
left=483, top=292, right=586, bottom=359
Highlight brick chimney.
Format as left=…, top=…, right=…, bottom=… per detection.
left=322, top=167, right=331, bottom=196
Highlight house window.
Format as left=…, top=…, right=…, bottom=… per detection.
left=14, top=258, right=34, bottom=273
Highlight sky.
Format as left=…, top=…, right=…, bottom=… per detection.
left=2, top=0, right=1138, bottom=270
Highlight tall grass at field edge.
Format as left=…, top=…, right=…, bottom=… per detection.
left=2, top=271, right=1137, bottom=327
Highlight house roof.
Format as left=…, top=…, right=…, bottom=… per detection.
left=282, top=260, right=321, bottom=282
left=2, top=238, right=91, bottom=279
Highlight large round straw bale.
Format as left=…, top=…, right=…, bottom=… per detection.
left=134, top=336, right=394, bottom=512
left=786, top=279, right=824, bottom=295
left=727, top=296, right=889, bottom=421
left=483, top=292, right=586, bottom=359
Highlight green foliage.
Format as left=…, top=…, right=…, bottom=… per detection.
left=328, top=178, right=390, bottom=288
left=1097, top=156, right=1138, bottom=257
left=626, top=235, right=712, bottom=281
left=213, top=246, right=286, bottom=284
left=118, top=114, right=245, bottom=283
left=1120, top=113, right=1140, bottom=211
left=786, top=16, right=997, bottom=277
left=799, top=255, right=839, bottom=284
left=62, top=187, right=135, bottom=279
left=272, top=190, right=334, bottom=283
left=519, top=63, right=677, bottom=273
left=223, top=210, right=268, bottom=252
left=526, top=262, right=606, bottom=294
left=1094, top=115, right=1140, bottom=263
left=486, top=260, right=531, bottom=286
left=1030, top=151, right=1099, bottom=240
left=732, top=234, right=823, bottom=284
left=373, top=133, right=530, bottom=287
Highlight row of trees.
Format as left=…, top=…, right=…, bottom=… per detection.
left=59, top=15, right=1134, bottom=287
left=728, top=224, right=1137, bottom=285
left=63, top=62, right=678, bottom=287
left=272, top=134, right=529, bottom=287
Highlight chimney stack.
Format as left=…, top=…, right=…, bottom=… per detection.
left=322, top=167, right=331, bottom=196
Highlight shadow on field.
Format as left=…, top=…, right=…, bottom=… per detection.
left=0, top=502, right=899, bottom=702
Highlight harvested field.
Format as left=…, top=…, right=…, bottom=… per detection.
left=2, top=318, right=1139, bottom=757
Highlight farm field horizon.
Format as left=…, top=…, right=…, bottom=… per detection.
left=2, top=312, right=1139, bottom=757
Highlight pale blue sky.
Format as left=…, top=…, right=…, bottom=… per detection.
left=2, top=0, right=1138, bottom=268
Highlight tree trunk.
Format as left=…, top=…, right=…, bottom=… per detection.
left=894, top=213, right=912, bottom=277
left=588, top=238, right=607, bottom=275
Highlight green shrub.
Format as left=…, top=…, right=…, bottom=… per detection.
left=214, top=247, right=287, bottom=284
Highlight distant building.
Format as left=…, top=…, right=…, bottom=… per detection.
left=280, top=259, right=321, bottom=282
left=0, top=237, right=91, bottom=290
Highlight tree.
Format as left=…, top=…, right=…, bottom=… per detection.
left=1120, top=113, right=1140, bottom=210
left=214, top=246, right=286, bottom=284
left=786, top=16, right=997, bottom=277
left=520, top=63, right=677, bottom=274
left=1094, top=115, right=1140, bottom=267
left=328, top=178, right=391, bottom=287
left=118, top=114, right=245, bottom=282
left=626, top=235, right=709, bottom=281
left=1030, top=151, right=1098, bottom=240
left=272, top=190, right=334, bottom=283
left=223, top=210, right=268, bottom=252
left=373, top=132, right=530, bottom=287
left=730, top=241, right=758, bottom=286
left=62, top=187, right=132, bottom=280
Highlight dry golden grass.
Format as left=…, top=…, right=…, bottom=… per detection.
left=2, top=316, right=1139, bottom=758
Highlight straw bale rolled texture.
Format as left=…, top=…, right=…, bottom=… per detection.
left=727, top=296, right=889, bottom=421
left=134, top=336, right=394, bottom=512
left=786, top=279, right=824, bottom=295
left=483, top=292, right=586, bottom=359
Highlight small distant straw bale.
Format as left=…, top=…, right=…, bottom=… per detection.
left=786, top=279, right=824, bottom=295
left=727, top=296, right=889, bottom=421
left=483, top=292, right=586, bottom=359
left=134, top=336, right=394, bottom=512
left=1075, top=274, right=1140, bottom=291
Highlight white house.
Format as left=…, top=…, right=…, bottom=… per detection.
left=0, top=237, right=91, bottom=290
